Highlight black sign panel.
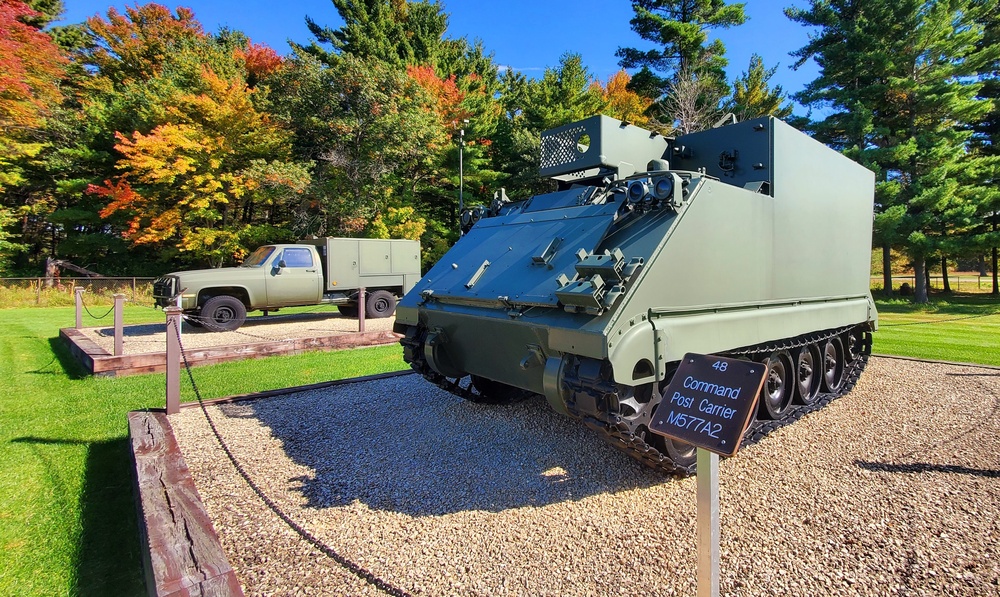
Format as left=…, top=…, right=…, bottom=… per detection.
left=649, top=353, right=767, bottom=457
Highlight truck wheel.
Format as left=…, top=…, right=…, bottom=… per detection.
left=201, top=296, right=247, bottom=332
left=365, top=290, right=396, bottom=318
left=337, top=305, right=359, bottom=318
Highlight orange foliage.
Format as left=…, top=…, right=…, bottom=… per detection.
left=86, top=3, right=204, bottom=81
left=90, top=177, right=147, bottom=238
left=236, top=42, right=283, bottom=80
left=406, top=64, right=470, bottom=127
left=0, top=0, right=66, bottom=130
left=591, top=70, right=654, bottom=127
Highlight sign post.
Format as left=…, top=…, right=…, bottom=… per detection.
left=650, top=353, right=767, bottom=597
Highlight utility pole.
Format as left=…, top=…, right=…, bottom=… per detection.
left=458, top=119, right=469, bottom=234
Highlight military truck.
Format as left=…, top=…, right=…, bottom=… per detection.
left=153, top=237, right=421, bottom=331
left=395, top=115, right=877, bottom=474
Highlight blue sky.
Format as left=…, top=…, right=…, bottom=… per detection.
left=58, top=1, right=822, bottom=112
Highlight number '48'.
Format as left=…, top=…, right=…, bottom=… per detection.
left=712, top=360, right=728, bottom=372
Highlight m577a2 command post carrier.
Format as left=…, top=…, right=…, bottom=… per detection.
left=153, top=238, right=421, bottom=332
left=395, top=115, right=877, bottom=474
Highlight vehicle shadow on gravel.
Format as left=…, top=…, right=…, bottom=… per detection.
left=224, top=376, right=665, bottom=516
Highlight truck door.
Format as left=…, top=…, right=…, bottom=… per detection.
left=266, top=246, right=322, bottom=306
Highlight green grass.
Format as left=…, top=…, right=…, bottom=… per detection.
left=0, top=306, right=407, bottom=597
left=873, top=294, right=1000, bottom=365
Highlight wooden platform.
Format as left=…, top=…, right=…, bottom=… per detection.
left=61, top=326, right=401, bottom=377
left=129, top=410, right=244, bottom=597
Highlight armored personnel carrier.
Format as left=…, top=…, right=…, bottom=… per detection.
left=395, top=115, right=876, bottom=474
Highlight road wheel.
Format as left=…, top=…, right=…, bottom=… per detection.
left=337, top=304, right=359, bottom=318
left=365, top=290, right=396, bottom=318
left=201, top=296, right=247, bottom=332
left=794, top=344, right=822, bottom=405
left=759, top=350, right=794, bottom=419
left=822, top=336, right=846, bottom=393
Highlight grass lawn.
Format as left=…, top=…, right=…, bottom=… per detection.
left=0, top=305, right=407, bottom=597
left=873, top=293, right=1000, bottom=366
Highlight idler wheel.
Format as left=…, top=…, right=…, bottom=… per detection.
left=794, top=344, right=823, bottom=405
left=759, top=350, right=794, bottom=419
left=652, top=364, right=697, bottom=469
left=822, top=336, right=846, bottom=392
left=844, top=328, right=864, bottom=364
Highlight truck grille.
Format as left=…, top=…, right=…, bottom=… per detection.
left=152, top=276, right=177, bottom=306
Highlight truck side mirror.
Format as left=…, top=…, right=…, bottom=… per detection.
left=277, top=259, right=286, bottom=269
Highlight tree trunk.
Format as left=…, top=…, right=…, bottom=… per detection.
left=914, top=257, right=929, bottom=303
left=925, top=259, right=932, bottom=293
left=882, top=244, right=893, bottom=295
left=941, top=255, right=951, bottom=293
left=979, top=254, right=987, bottom=277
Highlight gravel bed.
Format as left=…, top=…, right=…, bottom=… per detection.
left=79, top=310, right=396, bottom=355
left=171, top=357, right=1000, bottom=596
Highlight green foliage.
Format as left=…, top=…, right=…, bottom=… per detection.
left=0, top=206, right=27, bottom=274
left=616, top=0, right=747, bottom=98
left=726, top=54, right=792, bottom=120
left=789, top=0, right=998, bottom=303
left=297, top=0, right=448, bottom=67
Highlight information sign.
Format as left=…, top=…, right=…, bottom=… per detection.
left=649, top=353, right=767, bottom=457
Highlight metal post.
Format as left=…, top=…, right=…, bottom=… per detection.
left=113, top=293, right=125, bottom=356
left=697, top=448, right=720, bottom=597
left=36, top=278, right=41, bottom=305
left=457, top=118, right=468, bottom=235
left=358, top=287, right=366, bottom=333
left=164, top=306, right=181, bottom=415
left=75, top=287, right=85, bottom=329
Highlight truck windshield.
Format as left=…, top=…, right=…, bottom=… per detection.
left=241, top=246, right=275, bottom=267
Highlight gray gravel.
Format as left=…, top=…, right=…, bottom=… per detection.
left=171, top=357, right=1000, bottom=596
left=79, top=310, right=396, bottom=355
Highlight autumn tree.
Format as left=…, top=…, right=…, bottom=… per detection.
left=0, top=0, right=66, bottom=192
left=591, top=71, right=656, bottom=128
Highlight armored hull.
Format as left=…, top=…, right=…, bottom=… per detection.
left=395, top=115, right=877, bottom=473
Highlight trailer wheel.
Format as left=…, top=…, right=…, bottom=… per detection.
left=337, top=305, right=359, bottom=318
left=365, top=290, right=396, bottom=318
left=201, top=296, right=247, bottom=332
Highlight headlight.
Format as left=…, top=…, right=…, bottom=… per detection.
left=653, top=176, right=674, bottom=200
left=627, top=180, right=648, bottom=203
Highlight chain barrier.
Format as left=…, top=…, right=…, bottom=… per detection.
left=181, top=312, right=302, bottom=343
left=169, top=323, right=411, bottom=597
left=78, top=294, right=116, bottom=320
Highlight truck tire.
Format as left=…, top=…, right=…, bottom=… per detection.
left=365, top=290, right=396, bottom=318
left=337, top=305, right=359, bottom=318
left=201, top=295, right=247, bottom=332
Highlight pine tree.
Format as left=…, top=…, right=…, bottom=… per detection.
left=296, top=0, right=447, bottom=67
left=726, top=54, right=792, bottom=121
left=790, top=0, right=995, bottom=303
left=616, top=0, right=746, bottom=100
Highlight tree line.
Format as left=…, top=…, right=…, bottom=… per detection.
left=1, top=0, right=998, bottom=303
